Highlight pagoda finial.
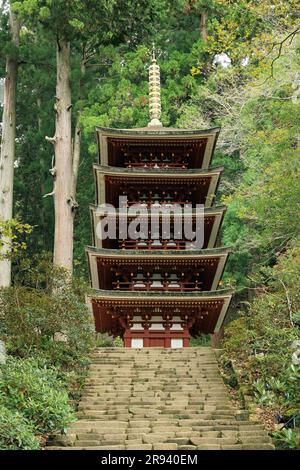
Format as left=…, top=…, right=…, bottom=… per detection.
left=148, top=44, right=162, bottom=127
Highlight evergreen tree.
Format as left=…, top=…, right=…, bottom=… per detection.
left=11, top=0, right=168, bottom=273
left=0, top=1, right=20, bottom=286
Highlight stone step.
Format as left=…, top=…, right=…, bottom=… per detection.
left=69, top=422, right=265, bottom=432
left=47, top=443, right=275, bottom=451
left=47, top=445, right=127, bottom=450
left=46, top=347, right=274, bottom=451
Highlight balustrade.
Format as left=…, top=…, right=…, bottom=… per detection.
left=112, top=278, right=202, bottom=292
left=124, top=151, right=189, bottom=169
left=119, top=239, right=197, bottom=250
left=119, top=188, right=194, bottom=208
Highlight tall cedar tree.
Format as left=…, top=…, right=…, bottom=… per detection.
left=0, top=1, right=20, bottom=287
left=12, top=0, right=167, bottom=273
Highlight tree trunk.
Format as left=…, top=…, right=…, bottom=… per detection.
left=53, top=40, right=74, bottom=272
left=211, top=327, right=224, bottom=348
left=71, top=60, right=85, bottom=198
left=47, top=43, right=85, bottom=273
left=200, top=11, right=208, bottom=42
left=0, top=8, right=20, bottom=287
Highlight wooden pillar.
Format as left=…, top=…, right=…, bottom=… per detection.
left=183, top=327, right=190, bottom=347
left=165, top=327, right=171, bottom=348
left=144, top=329, right=150, bottom=347
left=124, top=334, right=131, bottom=348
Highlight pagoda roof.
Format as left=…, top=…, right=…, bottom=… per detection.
left=86, top=246, right=231, bottom=256
left=95, top=125, right=220, bottom=137
left=91, top=287, right=232, bottom=299
left=90, top=288, right=232, bottom=335
left=95, top=126, right=220, bottom=170
left=86, top=246, right=230, bottom=292
left=94, top=164, right=223, bottom=209
left=89, top=203, right=227, bottom=215
left=93, top=163, right=223, bottom=176
left=89, top=204, right=226, bottom=250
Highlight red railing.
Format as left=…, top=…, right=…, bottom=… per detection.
left=125, top=162, right=188, bottom=169
left=119, top=239, right=197, bottom=250
left=112, top=280, right=202, bottom=292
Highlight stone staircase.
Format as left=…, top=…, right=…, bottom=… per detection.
left=47, top=347, right=274, bottom=450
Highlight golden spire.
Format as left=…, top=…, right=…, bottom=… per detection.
left=148, top=44, right=162, bottom=127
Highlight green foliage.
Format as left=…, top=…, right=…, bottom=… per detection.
left=272, top=428, right=300, bottom=450
left=0, top=254, right=93, bottom=449
left=4, top=0, right=173, bottom=268
left=223, top=92, right=300, bottom=270
left=0, top=357, right=75, bottom=434
left=222, top=240, right=300, bottom=448
left=203, top=0, right=300, bottom=68
left=179, top=43, right=300, bottom=291
left=190, top=335, right=211, bottom=347
left=1, top=253, right=94, bottom=367
left=12, top=0, right=169, bottom=45
left=223, top=240, right=300, bottom=362
left=0, top=405, right=40, bottom=450
left=95, top=333, right=123, bottom=348
left=1, top=0, right=300, bottom=451
left=0, top=220, right=32, bottom=260
left=253, top=365, right=300, bottom=410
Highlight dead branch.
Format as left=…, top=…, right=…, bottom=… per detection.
left=43, top=190, right=55, bottom=198
left=270, top=27, right=300, bottom=77
left=49, top=155, right=56, bottom=177
left=43, top=155, right=56, bottom=198
left=257, top=27, right=300, bottom=86
left=45, top=135, right=56, bottom=145
left=278, top=278, right=295, bottom=328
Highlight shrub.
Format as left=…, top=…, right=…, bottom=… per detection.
left=0, top=357, right=75, bottom=434
left=190, top=335, right=211, bottom=347
left=96, top=333, right=123, bottom=348
left=272, top=428, right=300, bottom=450
left=0, top=405, right=40, bottom=450
left=0, top=253, right=95, bottom=368
left=0, top=220, right=32, bottom=262
left=222, top=241, right=300, bottom=448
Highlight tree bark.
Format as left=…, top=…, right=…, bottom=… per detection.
left=211, top=327, right=224, bottom=348
left=47, top=43, right=85, bottom=273
left=71, top=60, right=85, bottom=199
left=71, top=112, right=81, bottom=198
left=0, top=7, right=20, bottom=287
left=200, top=11, right=208, bottom=42
left=53, top=40, right=74, bottom=272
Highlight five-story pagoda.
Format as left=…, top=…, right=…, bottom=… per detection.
left=86, top=52, right=232, bottom=348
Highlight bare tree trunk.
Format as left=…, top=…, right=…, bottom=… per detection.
left=46, top=43, right=85, bottom=273
left=71, top=113, right=81, bottom=198
left=71, top=60, right=85, bottom=198
left=200, top=11, right=208, bottom=42
left=52, top=40, right=74, bottom=272
left=0, top=8, right=20, bottom=287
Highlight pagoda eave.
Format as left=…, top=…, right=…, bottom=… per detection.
left=93, top=164, right=224, bottom=175
left=89, top=203, right=227, bottom=214
left=86, top=245, right=231, bottom=255
left=90, top=289, right=232, bottom=336
left=95, top=125, right=220, bottom=136
left=89, top=204, right=226, bottom=249
left=96, top=126, right=220, bottom=170
left=94, top=165, right=223, bottom=208
left=86, top=247, right=230, bottom=292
